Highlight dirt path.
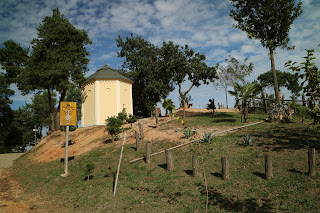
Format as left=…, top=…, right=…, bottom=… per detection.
left=0, top=153, right=24, bottom=169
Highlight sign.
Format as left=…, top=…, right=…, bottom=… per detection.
left=60, top=102, right=77, bottom=126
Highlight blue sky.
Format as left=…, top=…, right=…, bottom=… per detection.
left=1, top=0, right=319, bottom=111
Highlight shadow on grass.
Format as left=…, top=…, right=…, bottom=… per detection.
left=288, top=168, right=307, bottom=175
left=184, top=170, right=193, bottom=176
left=253, top=172, right=265, bottom=179
left=200, top=186, right=273, bottom=213
left=246, top=123, right=320, bottom=151
left=158, top=164, right=167, bottom=170
left=211, top=172, right=222, bottom=178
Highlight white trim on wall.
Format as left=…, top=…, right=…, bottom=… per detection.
left=94, top=81, right=99, bottom=125
left=116, top=80, right=121, bottom=113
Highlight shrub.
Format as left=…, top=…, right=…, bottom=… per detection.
left=126, top=114, right=137, bottom=128
left=117, top=108, right=127, bottom=121
left=183, top=127, right=197, bottom=138
left=106, top=116, right=123, bottom=143
left=85, top=162, right=95, bottom=180
left=243, top=134, right=253, bottom=146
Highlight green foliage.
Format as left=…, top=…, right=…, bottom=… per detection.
left=84, top=162, right=95, bottom=180
left=286, top=49, right=320, bottom=125
left=163, top=99, right=176, bottom=113
left=201, top=132, right=215, bottom=144
left=242, top=134, right=253, bottom=146
left=106, top=116, right=123, bottom=142
left=117, top=108, right=127, bottom=121
left=230, top=0, right=302, bottom=102
left=258, top=70, right=302, bottom=96
left=126, top=114, right=137, bottom=127
left=116, top=34, right=174, bottom=116
left=183, top=127, right=197, bottom=138
left=206, top=99, right=216, bottom=113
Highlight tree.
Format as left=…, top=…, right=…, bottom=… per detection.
left=286, top=49, right=320, bottom=125
left=106, top=116, right=123, bottom=143
left=126, top=114, right=137, bottom=128
left=0, top=40, right=29, bottom=85
left=0, top=73, right=17, bottom=153
left=230, top=0, right=302, bottom=103
left=206, top=99, right=216, bottom=113
left=216, top=56, right=253, bottom=108
left=116, top=34, right=174, bottom=117
left=21, top=8, right=91, bottom=131
left=258, top=70, right=302, bottom=96
left=229, top=82, right=260, bottom=123
left=166, top=42, right=218, bottom=120
left=162, top=99, right=176, bottom=120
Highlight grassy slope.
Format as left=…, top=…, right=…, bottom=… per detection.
left=12, top=112, right=320, bottom=213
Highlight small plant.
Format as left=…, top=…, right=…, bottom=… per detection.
left=174, top=128, right=178, bottom=132
left=201, top=132, right=215, bottom=143
left=243, top=134, right=253, bottom=146
left=117, top=108, right=127, bottom=121
left=85, top=162, right=95, bottom=180
left=126, top=114, right=137, bottom=128
left=183, top=127, right=197, bottom=138
left=106, top=116, right=123, bottom=143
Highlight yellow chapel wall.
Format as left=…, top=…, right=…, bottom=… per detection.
left=81, top=81, right=95, bottom=127
left=120, top=81, right=133, bottom=115
left=98, top=80, right=118, bottom=124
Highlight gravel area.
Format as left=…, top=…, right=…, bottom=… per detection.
left=0, top=153, right=24, bottom=169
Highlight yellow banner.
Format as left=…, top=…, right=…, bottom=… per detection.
left=60, top=102, right=77, bottom=126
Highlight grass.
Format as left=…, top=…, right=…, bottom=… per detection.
left=12, top=112, right=320, bottom=212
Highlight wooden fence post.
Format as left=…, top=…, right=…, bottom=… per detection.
left=135, top=130, right=139, bottom=151
left=262, top=92, right=268, bottom=113
left=308, top=148, right=316, bottom=177
left=165, top=150, right=174, bottom=171
left=253, top=98, right=256, bottom=112
left=221, top=157, right=230, bottom=180
left=155, top=105, right=159, bottom=128
left=265, top=154, right=273, bottom=180
left=145, top=143, right=151, bottom=164
left=138, top=122, right=144, bottom=139
left=192, top=155, right=199, bottom=177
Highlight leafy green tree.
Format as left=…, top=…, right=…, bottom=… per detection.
left=229, top=82, right=260, bottom=123
left=0, top=73, right=17, bottom=153
left=0, top=40, right=28, bottom=85
left=126, top=114, right=137, bottom=128
left=162, top=99, right=176, bottom=120
left=258, top=70, right=302, bottom=96
left=106, top=116, right=123, bottom=143
left=216, top=56, right=253, bottom=108
left=206, top=99, right=216, bottom=113
left=230, top=0, right=302, bottom=103
left=18, top=8, right=91, bottom=131
left=116, top=34, right=174, bottom=117
left=286, top=49, right=320, bottom=125
left=165, top=42, right=217, bottom=119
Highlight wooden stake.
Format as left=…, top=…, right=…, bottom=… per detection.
left=308, top=148, right=316, bottom=177
left=145, top=143, right=151, bottom=164
left=155, top=105, right=159, bottom=128
left=135, top=130, right=139, bottom=151
left=165, top=150, right=174, bottom=171
left=138, top=122, right=144, bottom=139
left=192, top=155, right=199, bottom=177
left=113, top=132, right=127, bottom=197
left=129, top=121, right=264, bottom=163
left=221, top=157, right=229, bottom=180
left=265, top=154, right=273, bottom=180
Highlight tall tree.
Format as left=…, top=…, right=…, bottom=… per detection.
left=258, top=70, right=302, bottom=96
left=230, top=0, right=302, bottom=103
left=165, top=42, right=217, bottom=119
left=116, top=34, right=174, bottom=116
left=0, top=73, right=16, bottom=153
left=22, top=8, right=91, bottom=131
left=216, top=56, right=253, bottom=108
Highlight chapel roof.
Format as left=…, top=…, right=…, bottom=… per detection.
left=87, top=65, right=133, bottom=84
